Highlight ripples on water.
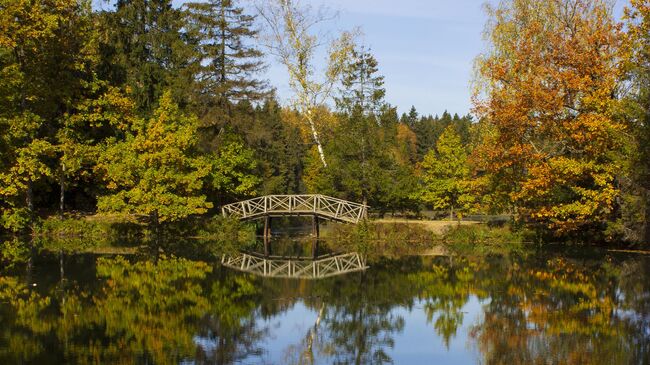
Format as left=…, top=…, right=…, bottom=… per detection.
left=0, top=244, right=649, bottom=364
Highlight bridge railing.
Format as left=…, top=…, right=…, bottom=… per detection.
left=221, top=252, right=368, bottom=279
left=221, top=194, right=368, bottom=224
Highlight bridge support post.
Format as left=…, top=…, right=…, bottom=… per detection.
left=311, top=216, right=320, bottom=258
left=264, top=216, right=272, bottom=256
left=312, top=216, right=320, bottom=238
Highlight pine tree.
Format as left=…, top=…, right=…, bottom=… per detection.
left=184, top=0, right=268, bottom=112
left=403, top=106, right=419, bottom=127
left=99, top=0, right=194, bottom=114
left=336, top=47, right=385, bottom=115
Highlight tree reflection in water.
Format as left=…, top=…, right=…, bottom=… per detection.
left=0, top=249, right=648, bottom=364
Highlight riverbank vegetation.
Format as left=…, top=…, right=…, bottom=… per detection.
left=1, top=0, right=649, bottom=247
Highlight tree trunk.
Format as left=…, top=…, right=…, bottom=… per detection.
left=645, top=193, right=650, bottom=244
left=449, top=205, right=454, bottom=220
left=152, top=210, right=161, bottom=254
left=59, top=163, right=65, bottom=217
left=305, top=111, right=327, bottom=168
left=26, top=181, right=34, bottom=212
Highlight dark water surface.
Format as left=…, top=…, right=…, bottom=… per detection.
left=1, top=246, right=649, bottom=364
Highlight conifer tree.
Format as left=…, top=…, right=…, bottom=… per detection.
left=184, top=0, right=268, bottom=113
left=99, top=0, right=194, bottom=114
left=336, top=47, right=386, bottom=115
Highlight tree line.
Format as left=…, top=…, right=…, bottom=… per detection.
left=0, top=0, right=649, bottom=243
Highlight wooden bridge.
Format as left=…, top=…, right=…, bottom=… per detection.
left=221, top=194, right=368, bottom=224
left=221, top=252, right=368, bottom=279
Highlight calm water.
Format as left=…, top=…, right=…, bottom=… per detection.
left=1, top=246, right=649, bottom=364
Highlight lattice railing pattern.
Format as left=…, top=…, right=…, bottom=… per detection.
left=221, top=194, right=368, bottom=223
left=221, top=252, right=368, bottom=279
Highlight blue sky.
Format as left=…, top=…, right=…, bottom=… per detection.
left=263, top=0, right=629, bottom=117
left=264, top=0, right=486, bottom=117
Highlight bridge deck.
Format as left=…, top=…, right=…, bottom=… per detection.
left=221, top=194, right=368, bottom=224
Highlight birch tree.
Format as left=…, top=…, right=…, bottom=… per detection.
left=256, top=0, right=357, bottom=168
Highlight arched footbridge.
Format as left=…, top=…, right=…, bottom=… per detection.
left=221, top=194, right=368, bottom=224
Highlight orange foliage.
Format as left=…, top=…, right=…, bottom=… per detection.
left=473, top=0, right=625, bottom=235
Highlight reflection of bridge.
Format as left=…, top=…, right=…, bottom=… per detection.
left=221, top=252, right=368, bottom=279
left=221, top=194, right=368, bottom=224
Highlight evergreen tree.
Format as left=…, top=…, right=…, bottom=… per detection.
left=98, top=0, right=195, bottom=114
left=402, top=106, right=419, bottom=127
left=184, top=0, right=268, bottom=119
left=336, top=47, right=385, bottom=115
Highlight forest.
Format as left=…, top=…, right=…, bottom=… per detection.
left=0, top=0, right=649, bottom=245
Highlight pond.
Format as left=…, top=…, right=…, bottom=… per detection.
left=0, top=243, right=649, bottom=364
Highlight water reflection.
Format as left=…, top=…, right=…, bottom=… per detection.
left=0, top=249, right=649, bottom=364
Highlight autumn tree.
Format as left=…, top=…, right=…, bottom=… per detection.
left=96, top=91, right=212, bottom=225
left=418, top=125, right=473, bottom=219
left=0, top=0, right=93, bottom=230
left=473, top=0, right=624, bottom=236
left=256, top=0, right=357, bottom=168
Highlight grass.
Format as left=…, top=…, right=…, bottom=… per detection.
left=325, top=218, right=531, bottom=259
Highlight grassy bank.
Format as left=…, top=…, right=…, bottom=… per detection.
left=325, top=219, right=532, bottom=258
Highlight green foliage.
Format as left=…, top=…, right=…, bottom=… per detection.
left=208, top=137, right=260, bottom=202
left=0, top=239, right=30, bottom=271
left=1, top=208, right=35, bottom=233
left=97, top=91, right=212, bottom=223
left=195, top=216, right=256, bottom=255
left=441, top=224, right=529, bottom=255
left=418, top=125, right=474, bottom=218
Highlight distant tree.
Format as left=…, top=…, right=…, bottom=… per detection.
left=96, top=91, right=212, bottom=225
left=336, top=46, right=386, bottom=115
left=418, top=126, right=473, bottom=219
left=401, top=106, right=419, bottom=127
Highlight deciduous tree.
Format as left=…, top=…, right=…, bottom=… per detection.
left=96, top=91, right=212, bottom=224
left=418, top=125, right=473, bottom=219
left=473, top=0, right=624, bottom=235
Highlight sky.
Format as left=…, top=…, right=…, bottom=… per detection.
left=261, top=0, right=629, bottom=117
left=264, top=0, right=486, bottom=117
